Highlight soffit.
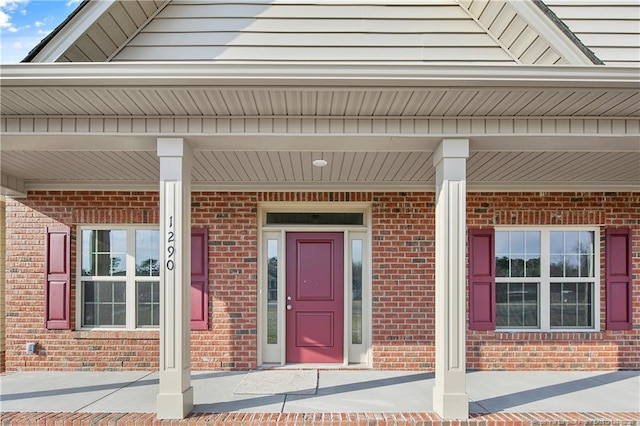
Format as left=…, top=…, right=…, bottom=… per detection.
left=2, top=64, right=639, bottom=119
left=2, top=146, right=638, bottom=192
left=2, top=85, right=639, bottom=118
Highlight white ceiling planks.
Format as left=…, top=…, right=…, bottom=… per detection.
left=2, top=87, right=638, bottom=118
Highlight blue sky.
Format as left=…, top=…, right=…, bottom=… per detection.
left=1, top=0, right=79, bottom=63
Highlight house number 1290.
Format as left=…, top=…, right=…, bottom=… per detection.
left=167, top=215, right=175, bottom=271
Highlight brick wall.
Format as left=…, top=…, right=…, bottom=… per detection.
left=0, top=197, right=5, bottom=372
left=4, top=191, right=638, bottom=371
left=467, top=192, right=640, bottom=370
left=371, top=193, right=436, bottom=369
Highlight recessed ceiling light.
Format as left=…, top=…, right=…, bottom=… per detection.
left=312, top=159, right=328, bottom=167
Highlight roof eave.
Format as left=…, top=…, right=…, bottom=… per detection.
left=1, top=62, right=638, bottom=89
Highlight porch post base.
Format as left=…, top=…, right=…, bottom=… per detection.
left=433, top=390, right=468, bottom=420
left=156, top=387, right=194, bottom=420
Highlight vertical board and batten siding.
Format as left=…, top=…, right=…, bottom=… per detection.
left=458, top=0, right=568, bottom=64
left=113, top=1, right=514, bottom=62
left=60, top=0, right=166, bottom=62
left=545, top=0, right=640, bottom=66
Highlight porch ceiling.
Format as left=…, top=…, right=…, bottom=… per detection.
left=1, top=63, right=639, bottom=195
left=1, top=135, right=639, bottom=193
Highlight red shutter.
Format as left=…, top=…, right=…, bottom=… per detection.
left=191, top=227, right=209, bottom=330
left=606, top=227, right=632, bottom=330
left=45, top=226, right=71, bottom=330
left=469, top=228, right=495, bottom=330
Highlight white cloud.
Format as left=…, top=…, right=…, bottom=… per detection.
left=0, top=0, right=29, bottom=33
left=0, top=9, right=14, bottom=29
left=34, top=19, right=42, bottom=26
left=65, top=0, right=80, bottom=7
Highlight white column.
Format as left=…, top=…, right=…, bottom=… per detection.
left=157, top=138, right=193, bottom=419
left=432, top=139, right=469, bottom=419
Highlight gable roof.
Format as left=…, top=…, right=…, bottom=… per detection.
left=23, top=0, right=607, bottom=65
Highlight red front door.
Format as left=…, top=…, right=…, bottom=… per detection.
left=286, top=232, right=344, bottom=363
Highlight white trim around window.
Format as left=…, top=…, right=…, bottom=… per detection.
left=75, top=225, right=160, bottom=330
left=495, top=226, right=600, bottom=332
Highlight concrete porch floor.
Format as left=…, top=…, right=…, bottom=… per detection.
left=1, top=370, right=639, bottom=424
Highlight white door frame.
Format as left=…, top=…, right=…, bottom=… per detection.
left=257, top=202, right=372, bottom=367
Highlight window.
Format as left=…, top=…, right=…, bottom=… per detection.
left=495, top=228, right=598, bottom=331
left=80, top=227, right=159, bottom=329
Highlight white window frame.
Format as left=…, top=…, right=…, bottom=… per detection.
left=75, top=225, right=160, bottom=330
left=495, top=226, right=600, bottom=332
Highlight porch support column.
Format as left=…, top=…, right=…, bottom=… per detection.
left=157, top=138, right=193, bottom=419
left=432, top=139, right=469, bottom=420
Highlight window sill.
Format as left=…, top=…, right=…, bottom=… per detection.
left=492, top=330, right=605, bottom=340
left=496, top=328, right=600, bottom=333
left=74, top=329, right=159, bottom=340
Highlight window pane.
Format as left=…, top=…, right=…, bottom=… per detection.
left=510, top=257, right=525, bottom=278
left=550, top=231, right=563, bottom=254
left=526, top=232, right=541, bottom=255
left=496, top=283, right=508, bottom=304
left=579, top=255, right=592, bottom=278
left=496, top=282, right=539, bottom=328
left=82, top=230, right=94, bottom=276
left=496, top=255, right=509, bottom=278
left=84, top=303, right=95, bottom=326
left=525, top=255, right=540, bottom=277
left=136, top=230, right=159, bottom=276
left=136, top=281, right=159, bottom=327
left=549, top=231, right=595, bottom=279
left=87, top=230, right=127, bottom=277
left=83, top=281, right=126, bottom=328
left=510, top=231, right=525, bottom=254
left=496, top=304, right=508, bottom=327
left=266, top=212, right=363, bottom=225
left=352, top=240, right=363, bottom=345
left=550, top=282, right=593, bottom=328
left=114, top=281, right=126, bottom=302
left=267, top=240, right=278, bottom=344
left=98, top=281, right=113, bottom=302
left=564, top=231, right=579, bottom=253
left=509, top=304, right=524, bottom=327
left=114, top=303, right=126, bottom=326
left=495, top=231, right=540, bottom=278
left=495, top=232, right=509, bottom=255
left=550, top=255, right=564, bottom=277
left=565, top=255, right=579, bottom=277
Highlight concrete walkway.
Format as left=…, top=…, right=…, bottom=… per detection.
left=1, top=370, right=638, bottom=416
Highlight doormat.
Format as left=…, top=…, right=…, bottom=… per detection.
left=233, top=369, right=318, bottom=395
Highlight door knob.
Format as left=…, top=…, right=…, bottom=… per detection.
left=287, top=305, right=292, bottom=310
left=287, top=296, right=292, bottom=301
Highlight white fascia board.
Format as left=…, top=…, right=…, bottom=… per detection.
left=30, top=0, right=116, bottom=63
left=509, top=0, right=594, bottom=66
left=1, top=63, right=638, bottom=89
left=23, top=180, right=640, bottom=193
